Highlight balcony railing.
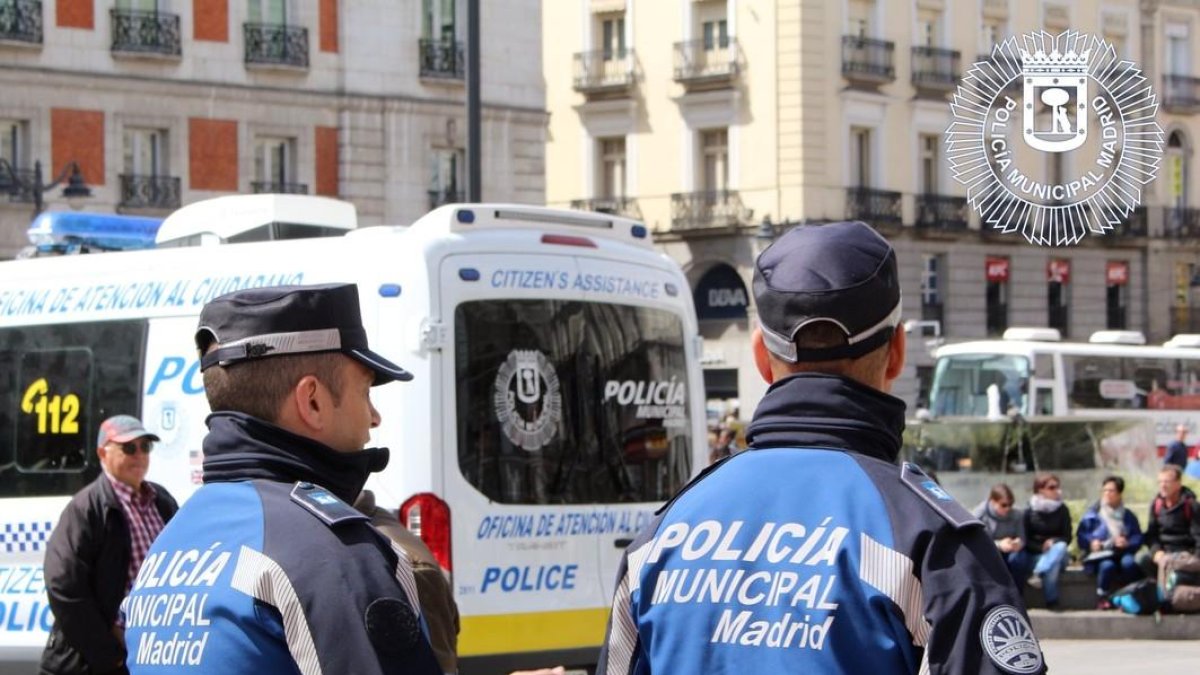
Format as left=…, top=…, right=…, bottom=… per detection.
left=1164, top=75, right=1200, bottom=114
left=673, top=38, right=739, bottom=88
left=915, top=194, right=969, bottom=232
left=669, top=190, right=752, bottom=230
left=252, top=180, right=308, bottom=194
left=1164, top=206, right=1200, bottom=239
left=428, top=188, right=464, bottom=210
left=1109, top=206, right=1147, bottom=237
left=841, top=36, right=895, bottom=85
left=419, top=38, right=464, bottom=80
left=0, top=0, right=41, bottom=44
left=119, top=174, right=180, bottom=210
left=573, top=49, right=636, bottom=96
left=912, top=46, right=960, bottom=92
left=244, top=22, right=308, bottom=68
left=110, top=8, right=180, bottom=56
left=846, top=187, right=902, bottom=226
left=570, top=196, right=640, bottom=219
left=1171, top=307, right=1200, bottom=336
left=1, top=166, right=36, bottom=202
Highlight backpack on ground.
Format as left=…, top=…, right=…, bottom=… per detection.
left=1109, top=578, right=1163, bottom=615
left=1162, top=552, right=1200, bottom=614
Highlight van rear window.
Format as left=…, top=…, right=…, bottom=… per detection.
left=455, top=300, right=693, bottom=504
left=0, top=320, right=146, bottom=497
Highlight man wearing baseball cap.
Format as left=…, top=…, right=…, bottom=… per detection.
left=42, top=416, right=178, bottom=675
left=599, top=222, right=1044, bottom=674
left=123, top=283, right=440, bottom=675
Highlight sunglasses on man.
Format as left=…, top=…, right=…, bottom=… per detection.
left=108, top=439, right=155, bottom=455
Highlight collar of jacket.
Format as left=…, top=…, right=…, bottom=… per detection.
left=745, top=372, right=906, bottom=464
left=201, top=411, right=390, bottom=503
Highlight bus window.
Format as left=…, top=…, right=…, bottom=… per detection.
left=0, top=320, right=146, bottom=497
left=1064, top=355, right=1125, bottom=409
left=929, top=354, right=1030, bottom=417
left=454, top=300, right=693, bottom=504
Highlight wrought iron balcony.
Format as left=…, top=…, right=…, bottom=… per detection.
left=0, top=166, right=36, bottom=202
left=673, top=38, right=739, bottom=89
left=119, top=174, right=180, bottom=210
left=846, top=187, right=902, bottom=227
left=0, top=0, right=41, bottom=44
left=1164, top=206, right=1200, bottom=239
left=244, top=22, right=308, bottom=68
left=573, top=49, right=636, bottom=97
left=1109, top=206, right=1147, bottom=238
left=110, top=8, right=180, bottom=56
left=841, top=36, right=895, bottom=85
left=1163, top=74, right=1200, bottom=114
left=912, top=46, right=960, bottom=93
left=419, top=38, right=464, bottom=80
left=915, top=194, right=969, bottom=233
left=428, top=188, right=464, bottom=210
left=669, top=190, right=752, bottom=231
left=251, top=180, right=308, bottom=194
left=570, top=196, right=640, bottom=219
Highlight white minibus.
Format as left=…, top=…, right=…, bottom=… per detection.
left=0, top=196, right=706, bottom=673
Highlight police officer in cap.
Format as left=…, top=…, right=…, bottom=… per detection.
left=123, top=283, right=441, bottom=675
left=598, top=222, right=1045, bottom=674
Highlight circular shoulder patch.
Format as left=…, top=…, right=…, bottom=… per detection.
left=979, top=605, right=1043, bottom=674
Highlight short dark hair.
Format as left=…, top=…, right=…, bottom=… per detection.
left=1032, top=472, right=1060, bottom=492
left=1160, top=464, right=1183, bottom=482
left=202, top=351, right=346, bottom=422
left=1102, top=475, right=1125, bottom=493
left=989, top=483, right=1014, bottom=503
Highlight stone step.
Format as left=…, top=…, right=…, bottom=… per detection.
left=1022, top=566, right=1100, bottom=611
left=1029, top=608, right=1200, bottom=640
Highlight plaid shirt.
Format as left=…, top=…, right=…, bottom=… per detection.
left=105, top=473, right=166, bottom=596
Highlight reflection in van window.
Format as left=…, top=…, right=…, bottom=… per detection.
left=0, top=320, right=146, bottom=497
left=929, top=354, right=1030, bottom=417
left=455, top=300, right=693, bottom=504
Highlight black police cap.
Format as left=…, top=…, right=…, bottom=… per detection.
left=753, top=221, right=902, bottom=362
left=195, top=283, right=412, bottom=385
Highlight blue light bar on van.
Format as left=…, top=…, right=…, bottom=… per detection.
left=631, top=224, right=647, bottom=239
left=456, top=209, right=476, bottom=224
left=378, top=284, right=402, bottom=298
left=459, top=268, right=481, bottom=281
left=27, top=211, right=162, bottom=253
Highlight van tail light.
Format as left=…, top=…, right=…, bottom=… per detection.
left=399, top=492, right=452, bottom=572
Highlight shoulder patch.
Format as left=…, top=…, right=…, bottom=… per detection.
left=289, top=482, right=370, bottom=527
left=899, top=463, right=982, bottom=529
left=980, top=605, right=1043, bottom=674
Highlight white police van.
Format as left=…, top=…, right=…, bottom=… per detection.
left=0, top=196, right=706, bottom=673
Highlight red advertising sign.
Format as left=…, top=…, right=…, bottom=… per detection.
left=1047, top=259, right=1071, bottom=284
left=1106, top=261, right=1129, bottom=286
left=985, top=256, right=1010, bottom=282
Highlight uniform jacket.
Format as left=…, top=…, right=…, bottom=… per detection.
left=121, top=412, right=441, bottom=675
left=1075, top=501, right=1143, bottom=572
left=597, top=374, right=1045, bottom=675
left=42, top=473, right=178, bottom=675
left=1145, top=486, right=1200, bottom=555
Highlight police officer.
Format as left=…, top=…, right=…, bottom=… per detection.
left=123, top=283, right=440, bottom=675
left=598, top=222, right=1045, bottom=674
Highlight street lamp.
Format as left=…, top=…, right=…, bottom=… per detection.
left=0, top=158, right=93, bottom=214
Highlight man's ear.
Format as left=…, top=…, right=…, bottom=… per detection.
left=751, top=327, right=776, bottom=385
left=284, top=374, right=326, bottom=433
left=884, top=326, right=906, bottom=383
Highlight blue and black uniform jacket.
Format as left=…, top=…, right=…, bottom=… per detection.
left=598, top=373, right=1046, bottom=675
left=122, top=412, right=441, bottom=675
